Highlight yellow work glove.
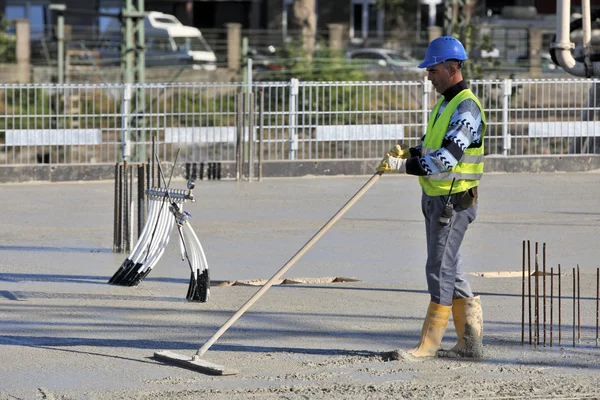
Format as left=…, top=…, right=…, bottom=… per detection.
left=388, top=144, right=410, bottom=160
left=376, top=145, right=408, bottom=173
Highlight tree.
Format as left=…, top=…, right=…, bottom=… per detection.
left=378, top=0, right=498, bottom=79
left=292, top=0, right=316, bottom=59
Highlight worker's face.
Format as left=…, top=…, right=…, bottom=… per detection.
left=426, top=62, right=457, bottom=94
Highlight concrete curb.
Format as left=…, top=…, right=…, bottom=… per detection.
left=0, top=155, right=599, bottom=183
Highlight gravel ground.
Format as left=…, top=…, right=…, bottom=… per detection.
left=1, top=171, right=600, bottom=400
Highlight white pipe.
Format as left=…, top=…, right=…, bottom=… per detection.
left=555, top=0, right=600, bottom=76
left=582, top=0, right=593, bottom=71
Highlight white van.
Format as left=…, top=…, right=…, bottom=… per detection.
left=145, top=12, right=217, bottom=70
left=102, top=11, right=217, bottom=70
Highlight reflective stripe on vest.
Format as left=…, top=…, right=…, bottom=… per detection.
left=418, top=89, right=486, bottom=196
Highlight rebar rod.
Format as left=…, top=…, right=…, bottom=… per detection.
left=573, top=268, right=576, bottom=348
left=535, top=242, right=539, bottom=346
left=559, top=264, right=562, bottom=344
left=577, top=265, right=581, bottom=344
left=113, top=162, right=119, bottom=252
left=258, top=90, right=264, bottom=182
left=596, top=268, right=600, bottom=347
left=528, top=240, right=532, bottom=345
left=522, top=240, right=525, bottom=346
left=137, top=164, right=146, bottom=239
left=543, top=242, right=546, bottom=347
left=550, top=266, right=554, bottom=347
left=151, top=136, right=156, bottom=188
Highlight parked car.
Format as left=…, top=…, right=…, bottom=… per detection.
left=247, top=45, right=286, bottom=71
left=346, top=48, right=422, bottom=74
left=99, top=11, right=217, bottom=70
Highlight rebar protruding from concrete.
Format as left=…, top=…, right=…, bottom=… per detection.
left=573, top=268, right=576, bottom=348
left=535, top=242, right=539, bottom=347
left=151, top=135, right=156, bottom=188
left=596, top=267, right=599, bottom=347
left=559, top=264, right=562, bottom=344
left=113, top=162, right=120, bottom=253
left=543, top=242, right=547, bottom=347
left=522, top=240, right=525, bottom=346
left=577, top=265, right=581, bottom=344
left=528, top=240, right=532, bottom=345
left=550, top=266, right=554, bottom=347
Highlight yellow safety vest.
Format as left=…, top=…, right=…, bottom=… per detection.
left=419, top=89, right=486, bottom=196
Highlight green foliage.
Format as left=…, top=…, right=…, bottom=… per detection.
left=460, top=24, right=501, bottom=80
left=0, top=17, right=16, bottom=63
left=254, top=39, right=366, bottom=82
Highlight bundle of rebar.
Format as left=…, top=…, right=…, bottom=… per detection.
left=521, top=240, right=600, bottom=348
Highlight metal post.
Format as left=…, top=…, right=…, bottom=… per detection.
left=577, top=265, right=581, bottom=344
left=127, top=163, right=134, bottom=253
left=543, top=242, right=546, bottom=347
left=535, top=242, right=539, bottom=347
left=502, top=79, right=511, bottom=156
left=289, top=78, right=299, bottom=160
left=248, top=92, right=255, bottom=181
left=559, top=264, right=562, bottom=344
left=137, top=164, right=146, bottom=239
left=422, top=78, right=432, bottom=138
left=236, top=92, right=243, bottom=181
left=123, top=161, right=129, bottom=253
left=242, top=37, right=248, bottom=83
left=596, top=268, right=600, bottom=347
left=117, top=163, right=124, bottom=252
left=113, top=163, right=120, bottom=252
left=528, top=240, right=532, bottom=345
left=121, top=84, right=132, bottom=162
left=551, top=266, right=554, bottom=347
left=49, top=4, right=66, bottom=84
left=134, top=0, right=146, bottom=162
left=573, top=268, right=576, bottom=347
left=521, top=240, right=525, bottom=346
left=122, top=0, right=134, bottom=84
left=258, top=90, right=264, bottom=181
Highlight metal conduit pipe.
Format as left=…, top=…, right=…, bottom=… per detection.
left=553, top=0, right=600, bottom=76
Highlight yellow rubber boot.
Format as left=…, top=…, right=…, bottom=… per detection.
left=438, top=296, right=484, bottom=358
left=407, top=301, right=451, bottom=357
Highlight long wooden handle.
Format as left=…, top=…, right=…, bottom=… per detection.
left=194, top=171, right=383, bottom=358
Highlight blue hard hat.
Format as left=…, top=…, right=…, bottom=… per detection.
left=418, top=36, right=468, bottom=68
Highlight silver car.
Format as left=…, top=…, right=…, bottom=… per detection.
left=346, top=48, right=422, bottom=73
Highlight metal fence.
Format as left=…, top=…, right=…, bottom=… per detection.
left=1, top=78, right=600, bottom=166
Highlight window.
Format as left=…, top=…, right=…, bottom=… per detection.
left=5, top=2, right=49, bottom=38
left=349, top=0, right=383, bottom=41
left=99, top=7, right=120, bottom=34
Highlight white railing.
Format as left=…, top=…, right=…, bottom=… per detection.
left=0, top=78, right=599, bottom=165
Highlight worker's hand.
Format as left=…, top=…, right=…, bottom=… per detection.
left=387, top=144, right=410, bottom=160
left=376, top=155, right=406, bottom=173
left=376, top=145, right=408, bottom=173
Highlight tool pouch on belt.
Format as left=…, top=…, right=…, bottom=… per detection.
left=456, top=186, right=478, bottom=209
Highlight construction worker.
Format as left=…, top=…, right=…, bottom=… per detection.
left=377, top=36, right=484, bottom=359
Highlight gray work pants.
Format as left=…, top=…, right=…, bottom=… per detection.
left=421, top=190, right=476, bottom=306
